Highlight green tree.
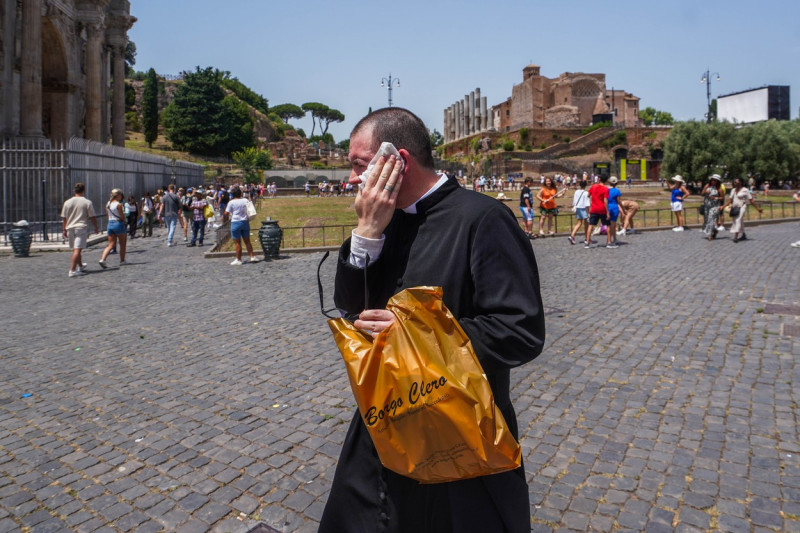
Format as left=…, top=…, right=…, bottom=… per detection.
left=162, top=67, right=254, bottom=157
left=142, top=68, right=159, bottom=148
left=271, top=103, right=306, bottom=123
left=640, top=107, right=675, bottom=126
left=430, top=129, right=444, bottom=148
left=301, top=102, right=328, bottom=137
left=337, top=139, right=350, bottom=151
left=320, top=108, right=345, bottom=135
left=296, top=128, right=306, bottom=139
left=232, top=146, right=273, bottom=184
left=124, top=41, right=136, bottom=76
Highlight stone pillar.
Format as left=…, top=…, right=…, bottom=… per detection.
left=84, top=22, right=104, bottom=141
left=463, top=96, right=469, bottom=135
left=2, top=0, right=18, bottom=135
left=20, top=0, right=43, bottom=136
left=455, top=101, right=462, bottom=139
left=480, top=96, right=488, bottom=131
left=474, top=89, right=481, bottom=132
left=469, top=92, right=475, bottom=136
left=110, top=44, right=126, bottom=146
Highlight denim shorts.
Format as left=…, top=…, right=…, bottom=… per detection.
left=107, top=220, right=126, bottom=235
left=519, top=207, right=534, bottom=221
left=575, top=207, right=588, bottom=220
left=231, top=220, right=250, bottom=240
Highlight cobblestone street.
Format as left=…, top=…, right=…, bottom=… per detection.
left=1, top=222, right=799, bottom=532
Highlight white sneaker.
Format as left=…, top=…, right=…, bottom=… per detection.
left=76, top=263, right=88, bottom=272
left=672, top=226, right=684, bottom=232
left=791, top=241, right=800, bottom=248
left=119, top=260, right=128, bottom=266
left=68, top=270, right=86, bottom=277
left=617, top=229, right=626, bottom=236
left=248, top=256, right=261, bottom=263
left=716, top=225, right=725, bottom=232
left=230, top=259, right=242, bottom=266
left=98, top=259, right=107, bottom=268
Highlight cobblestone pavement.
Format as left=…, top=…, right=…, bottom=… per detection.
left=1, top=222, right=799, bottom=533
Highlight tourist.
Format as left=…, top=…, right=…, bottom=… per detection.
left=223, top=187, right=261, bottom=265
left=140, top=191, right=155, bottom=237
left=669, top=175, right=690, bottom=231
left=536, top=176, right=565, bottom=236
left=568, top=180, right=590, bottom=245
left=159, top=184, right=182, bottom=247
left=618, top=199, right=640, bottom=235
left=319, top=107, right=544, bottom=533
left=99, top=189, right=127, bottom=268
left=701, top=174, right=723, bottom=241
left=217, top=186, right=230, bottom=226
left=722, top=177, right=763, bottom=243
left=585, top=174, right=611, bottom=248
left=60, top=182, right=99, bottom=277
left=188, top=189, right=207, bottom=247
left=126, top=195, right=138, bottom=238
left=606, top=177, right=625, bottom=247
left=179, top=187, right=193, bottom=242
left=153, top=189, right=163, bottom=228
left=519, top=177, right=535, bottom=238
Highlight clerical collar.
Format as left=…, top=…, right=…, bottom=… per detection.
left=402, top=175, right=449, bottom=214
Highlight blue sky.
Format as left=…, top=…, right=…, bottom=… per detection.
left=129, top=0, right=799, bottom=143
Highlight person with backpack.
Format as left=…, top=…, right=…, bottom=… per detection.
left=179, top=187, right=194, bottom=243
left=159, top=184, right=182, bottom=247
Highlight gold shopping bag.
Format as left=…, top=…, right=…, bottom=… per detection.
left=328, top=286, right=521, bottom=483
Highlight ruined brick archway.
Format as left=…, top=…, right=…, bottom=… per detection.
left=41, top=19, right=70, bottom=140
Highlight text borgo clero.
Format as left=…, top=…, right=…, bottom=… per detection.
left=364, top=376, right=448, bottom=427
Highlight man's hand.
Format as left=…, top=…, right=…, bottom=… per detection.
left=353, top=156, right=403, bottom=239
left=355, top=309, right=395, bottom=337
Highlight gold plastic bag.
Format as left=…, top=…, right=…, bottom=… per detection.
left=327, top=286, right=521, bottom=484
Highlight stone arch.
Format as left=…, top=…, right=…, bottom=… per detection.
left=41, top=19, right=70, bottom=140
left=571, top=78, right=603, bottom=98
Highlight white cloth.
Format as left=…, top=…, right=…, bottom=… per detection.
left=348, top=175, right=449, bottom=267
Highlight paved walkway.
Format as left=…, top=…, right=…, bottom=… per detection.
left=1, top=222, right=799, bottom=532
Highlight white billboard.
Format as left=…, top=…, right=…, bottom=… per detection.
left=718, top=88, right=769, bottom=124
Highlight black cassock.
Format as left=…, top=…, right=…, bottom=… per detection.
left=320, top=178, right=545, bottom=533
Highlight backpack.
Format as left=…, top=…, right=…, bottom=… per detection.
left=181, top=195, right=193, bottom=213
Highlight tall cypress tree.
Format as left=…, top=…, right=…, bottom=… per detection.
left=142, top=68, right=159, bottom=148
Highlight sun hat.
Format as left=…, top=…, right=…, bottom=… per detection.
left=709, top=174, right=721, bottom=183
left=671, top=175, right=685, bottom=184
left=608, top=176, right=619, bottom=185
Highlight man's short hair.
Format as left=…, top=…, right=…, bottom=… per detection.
left=599, top=175, right=609, bottom=183
left=74, top=183, right=85, bottom=194
left=231, top=187, right=242, bottom=198
left=168, top=184, right=175, bottom=191
left=351, top=107, right=435, bottom=170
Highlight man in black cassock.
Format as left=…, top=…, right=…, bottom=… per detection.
left=319, top=108, right=545, bottom=533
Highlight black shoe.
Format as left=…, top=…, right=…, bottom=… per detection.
left=187, top=243, right=196, bottom=247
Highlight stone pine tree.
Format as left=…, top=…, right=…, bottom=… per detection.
left=142, top=68, right=159, bottom=148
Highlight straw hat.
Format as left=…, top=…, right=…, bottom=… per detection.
left=671, top=175, right=685, bottom=184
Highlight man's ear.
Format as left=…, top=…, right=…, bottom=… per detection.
left=397, top=149, right=410, bottom=174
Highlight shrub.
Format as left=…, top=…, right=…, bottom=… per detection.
left=502, top=140, right=515, bottom=151
left=311, top=161, right=326, bottom=169
left=523, top=144, right=532, bottom=151
left=519, top=127, right=530, bottom=143
left=125, top=111, right=141, bottom=132
left=580, top=121, right=611, bottom=135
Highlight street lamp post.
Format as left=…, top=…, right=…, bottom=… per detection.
left=701, top=69, right=720, bottom=123
left=380, top=74, right=400, bottom=107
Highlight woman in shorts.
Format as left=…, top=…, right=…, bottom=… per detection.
left=223, top=187, right=261, bottom=265
left=536, top=176, right=565, bottom=236
left=99, top=188, right=127, bottom=268
left=568, top=180, right=590, bottom=245
left=669, top=175, right=690, bottom=231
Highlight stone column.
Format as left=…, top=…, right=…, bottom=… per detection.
left=2, top=0, right=18, bottom=135
left=110, top=44, right=125, bottom=145
left=20, top=0, right=43, bottom=136
left=455, top=101, right=461, bottom=139
left=474, top=89, right=481, bottom=132
left=480, top=96, right=488, bottom=131
left=463, top=96, right=469, bottom=135
left=84, top=22, right=104, bottom=141
left=469, top=92, right=475, bottom=136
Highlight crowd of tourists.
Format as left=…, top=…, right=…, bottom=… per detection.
left=59, top=182, right=268, bottom=277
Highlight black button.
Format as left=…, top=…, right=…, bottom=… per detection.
left=396, top=278, right=403, bottom=287
left=379, top=512, right=388, bottom=520
left=379, top=491, right=386, bottom=501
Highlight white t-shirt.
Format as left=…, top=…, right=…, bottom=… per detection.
left=572, top=189, right=590, bottom=209
left=225, top=198, right=249, bottom=222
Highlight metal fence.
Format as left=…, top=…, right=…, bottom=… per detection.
left=254, top=201, right=800, bottom=250
left=1, top=136, right=205, bottom=244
